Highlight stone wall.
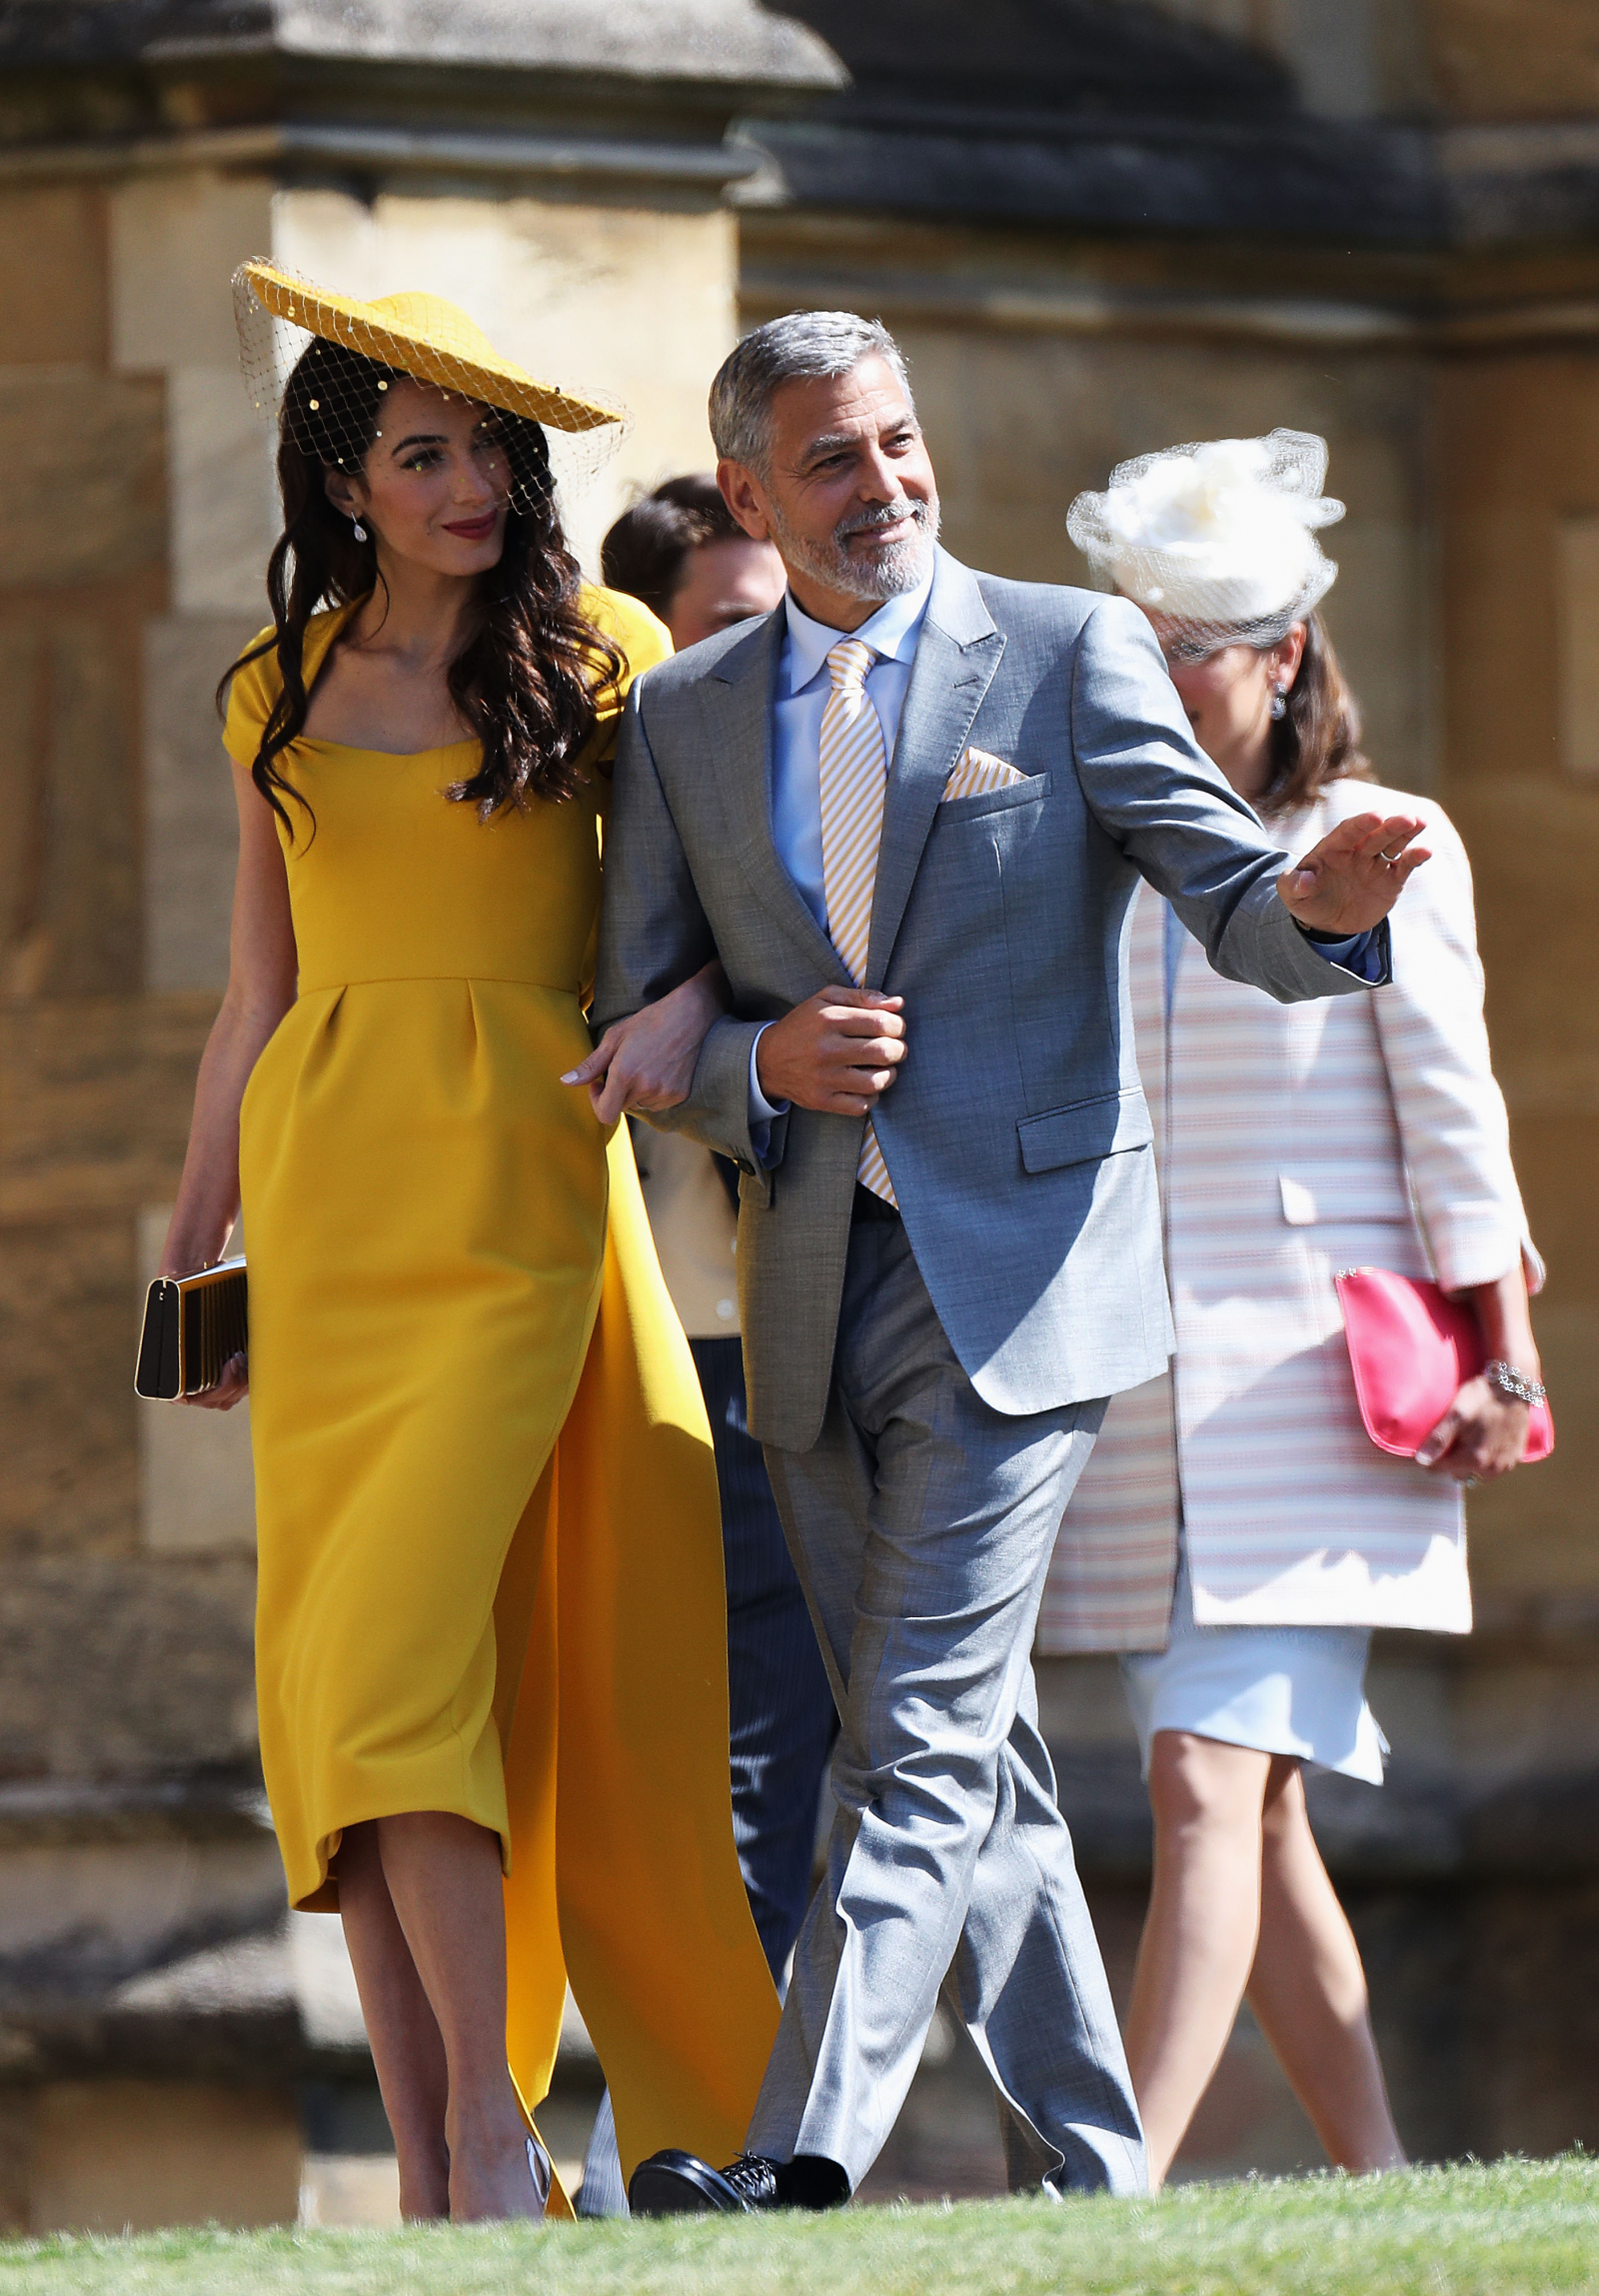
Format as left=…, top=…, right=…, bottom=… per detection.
left=0, top=175, right=252, bottom=1794
left=1435, top=349, right=1599, bottom=1620
left=1124, top=0, right=1433, bottom=117
left=1130, top=0, right=1599, bottom=119
left=1423, top=0, right=1599, bottom=119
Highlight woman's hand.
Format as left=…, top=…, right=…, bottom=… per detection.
left=564, top=961, right=730, bottom=1125
left=1415, top=1374, right=1528, bottom=1481
left=155, top=1248, right=251, bottom=1409
left=1415, top=1264, right=1541, bottom=1483
left=181, top=1352, right=250, bottom=1411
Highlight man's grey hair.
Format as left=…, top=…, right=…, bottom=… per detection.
left=709, top=311, right=913, bottom=472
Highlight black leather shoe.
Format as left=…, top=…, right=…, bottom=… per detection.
left=628, top=2149, right=784, bottom=2216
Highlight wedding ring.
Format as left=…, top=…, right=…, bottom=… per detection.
left=1465, top=1474, right=1480, bottom=1489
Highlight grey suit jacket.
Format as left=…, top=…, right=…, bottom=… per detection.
left=595, top=549, right=1383, bottom=1453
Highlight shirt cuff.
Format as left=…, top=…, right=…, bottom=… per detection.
left=1293, top=920, right=1390, bottom=985
left=748, top=1022, right=790, bottom=1160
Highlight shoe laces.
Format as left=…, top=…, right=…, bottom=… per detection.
left=722, top=2153, right=783, bottom=2207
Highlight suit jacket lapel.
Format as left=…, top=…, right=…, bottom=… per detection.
left=866, top=551, right=1004, bottom=987
left=705, top=610, right=841, bottom=983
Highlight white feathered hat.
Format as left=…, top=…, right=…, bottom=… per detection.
left=1066, top=428, right=1343, bottom=650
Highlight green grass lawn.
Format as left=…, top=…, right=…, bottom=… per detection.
left=3, top=2157, right=1595, bottom=2295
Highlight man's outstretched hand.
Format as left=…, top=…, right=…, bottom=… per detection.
left=1276, top=812, right=1430, bottom=935
left=757, top=988, right=906, bottom=1116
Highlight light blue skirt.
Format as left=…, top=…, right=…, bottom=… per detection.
left=1121, top=1553, right=1387, bottom=1785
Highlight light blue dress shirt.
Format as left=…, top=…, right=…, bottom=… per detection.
left=768, top=573, right=935, bottom=932
left=750, top=573, right=935, bottom=1126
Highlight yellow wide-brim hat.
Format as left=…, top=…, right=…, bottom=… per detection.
left=235, top=259, right=627, bottom=435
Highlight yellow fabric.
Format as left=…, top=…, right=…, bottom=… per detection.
left=239, top=262, right=626, bottom=434
left=225, top=584, right=779, bottom=2183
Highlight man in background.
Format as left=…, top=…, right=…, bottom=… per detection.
left=603, top=473, right=790, bottom=650
left=577, top=479, right=833, bottom=2216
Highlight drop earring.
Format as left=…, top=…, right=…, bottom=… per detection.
left=1269, top=684, right=1287, bottom=720
left=352, top=517, right=368, bottom=544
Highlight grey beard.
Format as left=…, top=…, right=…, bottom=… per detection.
left=773, top=495, right=939, bottom=604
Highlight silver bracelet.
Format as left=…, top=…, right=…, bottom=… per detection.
left=1484, top=1359, right=1547, bottom=1407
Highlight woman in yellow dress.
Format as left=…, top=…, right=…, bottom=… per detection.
left=159, top=265, right=779, bottom=2223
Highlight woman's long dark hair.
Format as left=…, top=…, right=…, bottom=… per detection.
left=1257, top=609, right=1372, bottom=819
left=218, top=336, right=622, bottom=837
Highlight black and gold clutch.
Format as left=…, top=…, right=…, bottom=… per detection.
left=134, top=1257, right=248, bottom=1400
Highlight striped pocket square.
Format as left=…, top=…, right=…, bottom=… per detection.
left=941, top=747, right=1027, bottom=802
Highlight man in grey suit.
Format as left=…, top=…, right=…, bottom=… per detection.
left=588, top=314, right=1428, bottom=2214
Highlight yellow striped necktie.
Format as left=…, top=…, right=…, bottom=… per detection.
left=817, top=637, right=896, bottom=1206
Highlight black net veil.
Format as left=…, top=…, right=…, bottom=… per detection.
left=1066, top=428, right=1343, bottom=660
left=231, top=260, right=630, bottom=523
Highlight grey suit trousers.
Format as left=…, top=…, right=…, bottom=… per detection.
left=751, top=1207, right=1146, bottom=2197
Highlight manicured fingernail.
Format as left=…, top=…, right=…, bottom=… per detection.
left=560, top=1071, right=581, bottom=1084
left=1415, top=1447, right=1438, bottom=1466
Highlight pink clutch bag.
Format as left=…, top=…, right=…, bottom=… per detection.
left=1334, top=1266, right=1553, bottom=1463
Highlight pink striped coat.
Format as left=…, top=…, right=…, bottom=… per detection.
left=1038, top=780, right=1541, bottom=1654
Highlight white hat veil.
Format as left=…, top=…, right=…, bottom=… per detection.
left=1067, top=428, right=1343, bottom=654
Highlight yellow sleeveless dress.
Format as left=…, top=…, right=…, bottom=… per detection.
left=223, top=586, right=778, bottom=2198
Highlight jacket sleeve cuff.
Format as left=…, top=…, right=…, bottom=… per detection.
left=682, top=1015, right=791, bottom=1184
left=1294, top=916, right=1392, bottom=986
left=1428, top=1205, right=1546, bottom=1297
